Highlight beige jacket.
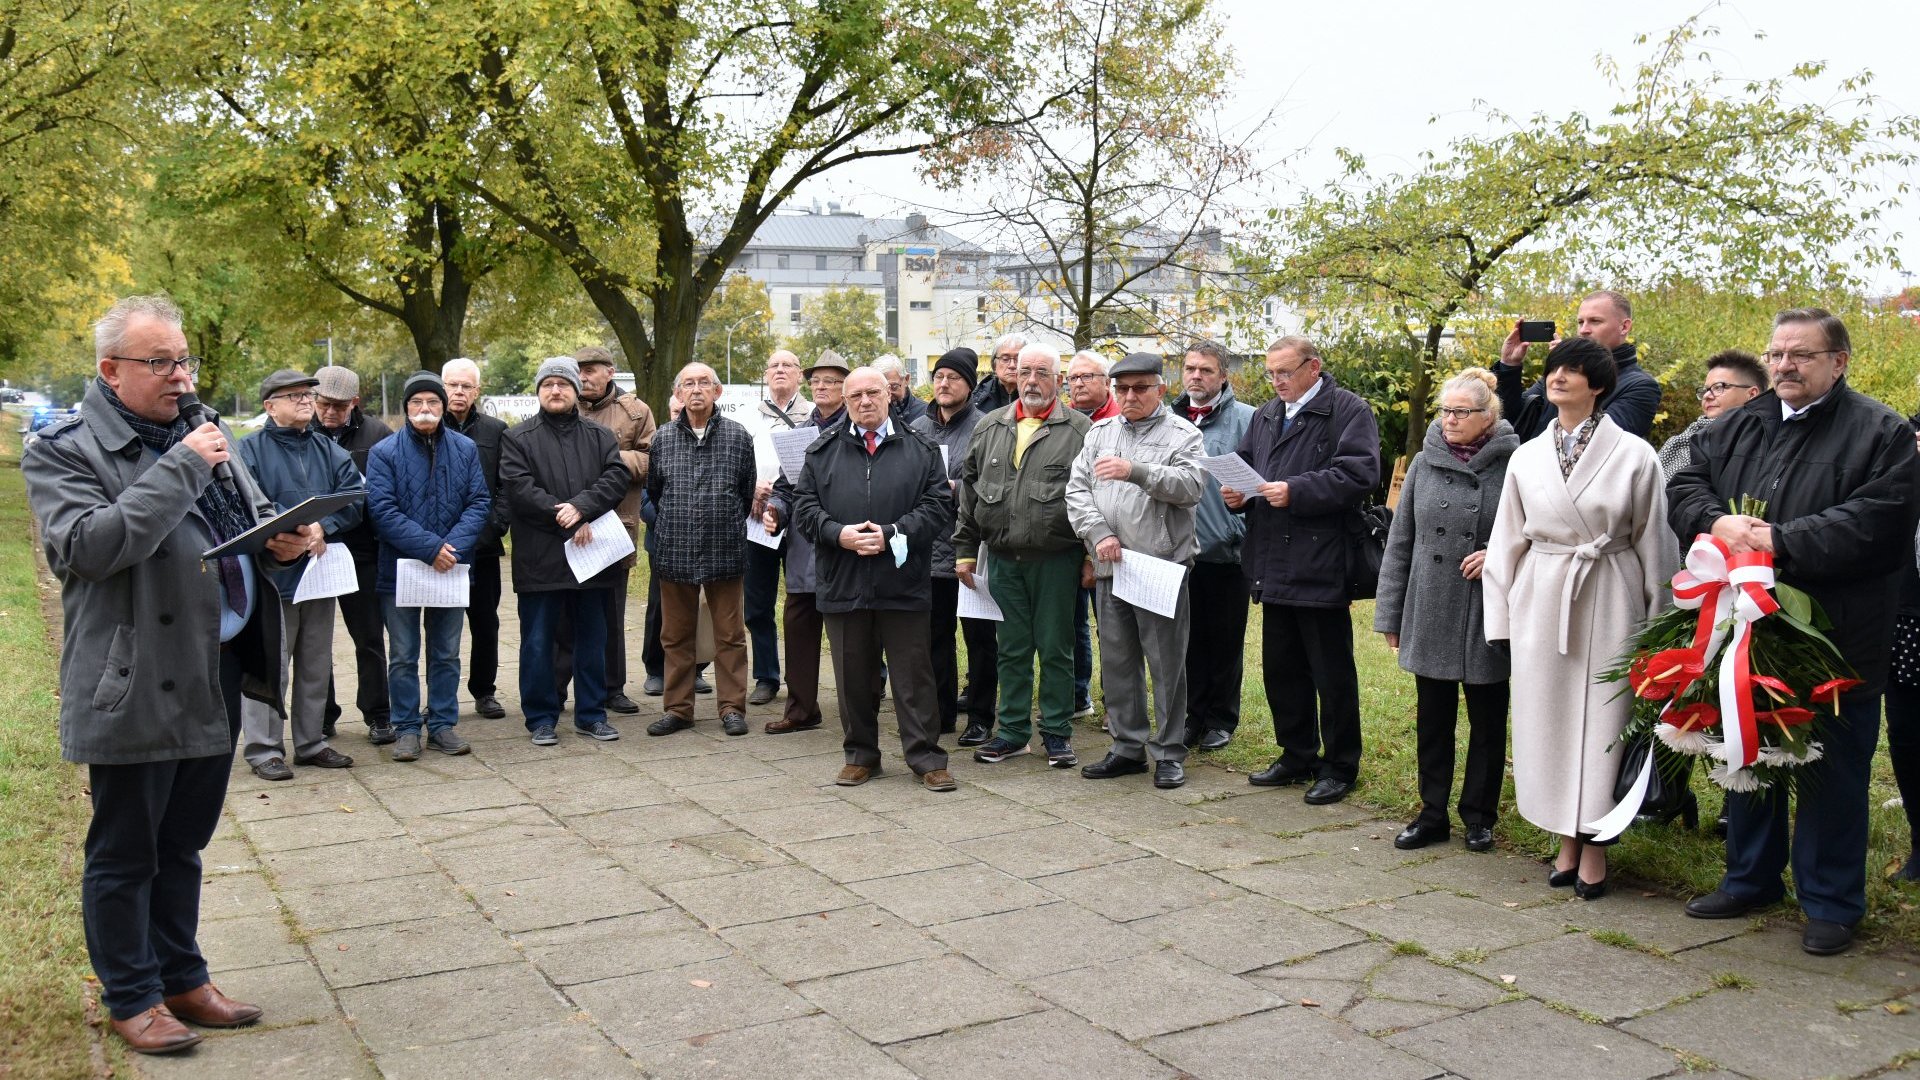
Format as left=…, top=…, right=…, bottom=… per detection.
left=580, top=389, right=657, bottom=532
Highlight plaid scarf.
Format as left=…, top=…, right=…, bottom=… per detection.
left=98, top=378, right=257, bottom=613
left=1555, top=414, right=1601, bottom=480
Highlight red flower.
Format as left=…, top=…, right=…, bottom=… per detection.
left=1634, top=649, right=1706, bottom=699
left=1809, top=678, right=1863, bottom=704
left=1749, top=674, right=1792, bottom=701
left=1662, top=703, right=1721, bottom=731
left=1756, top=707, right=1816, bottom=728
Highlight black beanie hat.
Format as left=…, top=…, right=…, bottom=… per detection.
left=934, top=347, right=979, bottom=391
left=401, top=370, right=448, bottom=409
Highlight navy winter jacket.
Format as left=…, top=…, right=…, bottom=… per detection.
left=365, top=424, right=493, bottom=593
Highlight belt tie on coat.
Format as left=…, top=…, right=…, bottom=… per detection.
left=1531, top=533, right=1630, bottom=655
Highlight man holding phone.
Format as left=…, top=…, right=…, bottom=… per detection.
left=1495, top=289, right=1661, bottom=439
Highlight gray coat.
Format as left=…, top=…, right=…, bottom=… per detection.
left=1372, top=419, right=1519, bottom=685
left=24, top=382, right=287, bottom=764
left=1065, top=406, right=1208, bottom=577
left=1170, top=387, right=1255, bottom=564
left=910, top=401, right=984, bottom=577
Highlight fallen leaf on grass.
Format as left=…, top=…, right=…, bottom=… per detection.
left=689, top=979, right=713, bottom=989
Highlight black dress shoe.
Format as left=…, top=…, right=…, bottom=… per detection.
left=1393, top=821, right=1450, bottom=850
left=1802, top=918, right=1854, bottom=955
left=1684, top=888, right=1765, bottom=920
left=475, top=694, right=506, bottom=719
left=1154, top=760, right=1186, bottom=789
left=1081, top=752, right=1149, bottom=780
left=1196, top=729, right=1232, bottom=751
left=1303, top=777, right=1353, bottom=805
left=748, top=681, right=779, bottom=706
left=694, top=674, right=714, bottom=695
left=956, top=721, right=992, bottom=747
left=1548, top=865, right=1578, bottom=889
left=1464, top=824, right=1495, bottom=852
left=1574, top=877, right=1609, bottom=901
left=642, top=675, right=664, bottom=696
left=1248, top=759, right=1315, bottom=787
left=604, top=693, right=641, bottom=715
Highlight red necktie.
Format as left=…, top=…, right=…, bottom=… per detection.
left=864, top=429, right=879, bottom=455
left=1189, top=405, right=1212, bottom=422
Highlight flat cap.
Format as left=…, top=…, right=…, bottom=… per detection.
left=260, top=368, right=320, bottom=401
left=1109, top=352, right=1165, bottom=379
left=314, top=365, right=360, bottom=400
left=803, top=350, right=850, bottom=378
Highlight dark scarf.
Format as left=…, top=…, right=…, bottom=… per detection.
left=1445, top=432, right=1492, bottom=464
left=98, top=377, right=255, bottom=612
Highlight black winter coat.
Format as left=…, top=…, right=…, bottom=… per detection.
left=1496, top=342, right=1663, bottom=440
left=500, top=409, right=630, bottom=592
left=793, top=419, right=954, bottom=614
left=1668, top=380, right=1920, bottom=695
left=970, top=374, right=1013, bottom=415
left=1236, top=373, right=1381, bottom=608
left=910, top=402, right=983, bottom=577
left=645, top=413, right=758, bottom=584
left=448, top=408, right=510, bottom=556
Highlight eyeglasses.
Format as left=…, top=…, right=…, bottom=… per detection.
left=993, top=353, right=1019, bottom=363
left=1065, top=373, right=1105, bottom=384
left=315, top=397, right=353, bottom=411
left=1696, top=381, right=1757, bottom=399
left=809, top=376, right=844, bottom=388
left=1436, top=406, right=1486, bottom=419
left=109, top=355, right=202, bottom=377
left=1112, top=382, right=1162, bottom=396
left=1265, top=359, right=1313, bottom=382
left=1763, top=349, right=1838, bottom=366
left=269, top=391, right=317, bottom=404
left=845, top=388, right=887, bottom=401
left=443, top=381, right=480, bottom=393
left=1013, top=367, right=1054, bottom=380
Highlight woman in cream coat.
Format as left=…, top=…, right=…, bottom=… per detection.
left=1484, top=338, right=1674, bottom=899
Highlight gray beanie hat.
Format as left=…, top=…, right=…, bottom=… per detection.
left=535, top=356, right=582, bottom=394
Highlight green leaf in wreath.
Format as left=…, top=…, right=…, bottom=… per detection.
left=1775, top=583, right=1813, bottom=625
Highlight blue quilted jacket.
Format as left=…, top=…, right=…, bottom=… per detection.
left=365, top=424, right=492, bottom=593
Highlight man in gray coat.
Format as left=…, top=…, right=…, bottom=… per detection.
left=25, top=295, right=313, bottom=1053
left=1065, top=352, right=1207, bottom=788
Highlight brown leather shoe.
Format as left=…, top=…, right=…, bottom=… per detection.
left=921, top=769, right=957, bottom=792
left=163, top=982, right=263, bottom=1028
left=111, top=1005, right=201, bottom=1054
left=765, top=716, right=822, bottom=734
left=835, top=764, right=874, bottom=786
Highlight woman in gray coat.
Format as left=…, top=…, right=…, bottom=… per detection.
left=1374, top=368, right=1520, bottom=854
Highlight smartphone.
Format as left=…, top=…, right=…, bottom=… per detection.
left=1518, top=320, right=1555, bottom=343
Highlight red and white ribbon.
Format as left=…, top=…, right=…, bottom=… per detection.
left=1717, top=551, right=1780, bottom=769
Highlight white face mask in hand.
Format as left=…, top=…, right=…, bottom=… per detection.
left=890, top=530, right=909, bottom=568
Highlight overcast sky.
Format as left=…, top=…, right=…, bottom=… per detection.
left=814, top=0, right=1919, bottom=292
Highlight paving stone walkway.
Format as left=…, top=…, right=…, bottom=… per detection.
left=135, top=585, right=1920, bottom=1080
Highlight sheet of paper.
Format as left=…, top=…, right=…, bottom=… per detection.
left=746, top=513, right=783, bottom=549
left=565, top=510, right=637, bottom=582
left=1111, top=549, right=1189, bottom=620
left=292, top=542, right=358, bottom=604
left=1200, top=453, right=1267, bottom=494
left=771, top=425, right=817, bottom=482
left=955, top=546, right=1004, bottom=622
left=395, top=559, right=470, bottom=608
left=939, top=444, right=950, bottom=475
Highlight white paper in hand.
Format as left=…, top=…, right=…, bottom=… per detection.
left=1111, top=549, right=1188, bottom=619
left=292, top=543, right=358, bottom=604
left=771, top=425, right=816, bottom=482
left=1200, top=453, right=1267, bottom=495
left=565, top=510, right=636, bottom=582
left=955, top=547, right=1004, bottom=622
left=396, top=559, right=470, bottom=608
left=746, top=514, right=783, bottom=549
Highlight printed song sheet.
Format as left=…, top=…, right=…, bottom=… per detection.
left=771, top=426, right=817, bottom=482
left=565, top=510, right=636, bottom=582
left=746, top=513, right=783, bottom=549
left=1200, top=453, right=1267, bottom=495
left=1112, top=550, right=1188, bottom=619
left=395, top=559, right=470, bottom=608
left=292, top=542, right=359, bottom=604
left=955, top=546, right=1004, bottom=621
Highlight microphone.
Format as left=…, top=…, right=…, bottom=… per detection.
left=176, top=392, right=238, bottom=491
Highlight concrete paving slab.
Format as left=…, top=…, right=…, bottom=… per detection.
left=280, top=871, right=472, bottom=933
left=658, top=864, right=861, bottom=929
left=338, top=961, right=574, bottom=1054
left=568, top=801, right=734, bottom=845
left=1198, top=791, right=1377, bottom=832
left=1129, top=821, right=1309, bottom=871
left=375, top=1018, right=636, bottom=1080
left=134, top=1019, right=375, bottom=1079
left=312, top=912, right=520, bottom=987
left=795, top=954, right=1046, bottom=1044
left=1620, top=986, right=1920, bottom=1079
left=200, top=913, right=307, bottom=973
left=1025, top=949, right=1281, bottom=1039
left=609, top=834, right=791, bottom=884
left=206, top=960, right=340, bottom=1028
left=519, top=772, right=681, bottom=817
left=630, top=1013, right=912, bottom=1080
left=198, top=871, right=281, bottom=922
left=1385, top=999, right=1677, bottom=1080
left=718, top=904, right=944, bottom=982
left=473, top=866, right=670, bottom=933
left=568, top=955, right=819, bottom=1050
left=432, top=834, right=617, bottom=887
left=201, top=836, right=260, bottom=875
left=353, top=751, right=500, bottom=791
left=952, top=822, right=1146, bottom=879
left=724, top=801, right=897, bottom=845
left=1466, top=933, right=1715, bottom=1020
left=785, top=829, right=973, bottom=882
left=242, top=805, right=406, bottom=852
left=404, top=805, right=559, bottom=848
left=1328, top=891, right=1565, bottom=956
left=677, top=774, right=844, bottom=815
left=848, top=861, right=1055, bottom=927
left=635, top=749, right=783, bottom=787
left=1038, top=857, right=1247, bottom=921
left=1215, top=854, right=1428, bottom=911
left=1044, top=791, right=1220, bottom=837
left=378, top=776, right=528, bottom=819
left=1147, top=1005, right=1445, bottom=1080
left=928, top=901, right=1157, bottom=981
left=228, top=778, right=367, bottom=822
left=887, top=1008, right=1179, bottom=1080
left=1131, top=894, right=1368, bottom=973
left=828, top=772, right=990, bottom=813
left=882, top=797, right=1063, bottom=843
left=259, top=836, right=438, bottom=890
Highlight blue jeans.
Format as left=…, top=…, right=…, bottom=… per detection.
left=521, top=589, right=609, bottom=732
left=1074, top=585, right=1094, bottom=709
left=1721, top=692, right=1882, bottom=925
left=382, top=596, right=464, bottom=735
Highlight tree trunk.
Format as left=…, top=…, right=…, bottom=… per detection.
left=1401, top=324, right=1444, bottom=461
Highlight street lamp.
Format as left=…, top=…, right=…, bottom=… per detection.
left=723, top=316, right=757, bottom=384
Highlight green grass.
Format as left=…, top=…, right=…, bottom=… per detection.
left=0, top=422, right=113, bottom=1078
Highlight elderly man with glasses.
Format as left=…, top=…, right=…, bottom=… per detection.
left=970, top=332, right=1025, bottom=414
left=1224, top=336, right=1381, bottom=805
left=955, top=342, right=1093, bottom=770
left=234, top=369, right=367, bottom=780
left=1669, top=308, right=1920, bottom=956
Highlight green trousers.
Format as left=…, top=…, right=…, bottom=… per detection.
left=987, top=549, right=1081, bottom=743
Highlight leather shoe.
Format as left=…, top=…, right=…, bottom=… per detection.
left=1080, top=752, right=1148, bottom=780
left=922, top=768, right=957, bottom=792
left=112, top=1005, right=200, bottom=1054
left=1464, top=824, right=1495, bottom=852
left=1393, top=820, right=1450, bottom=850
left=294, top=747, right=353, bottom=768
left=1802, top=918, right=1854, bottom=955
left=721, top=711, right=750, bottom=736
left=749, top=681, right=779, bottom=706
left=1684, top=888, right=1765, bottom=920
left=642, top=675, right=664, bottom=696
left=1154, top=760, right=1186, bottom=789
left=1195, top=729, right=1232, bottom=751
left=1247, top=759, right=1315, bottom=787
left=764, top=716, right=821, bottom=734
left=475, top=694, right=506, bottom=719
left=604, top=693, right=641, bottom=714
left=647, top=714, right=694, bottom=737
left=1574, top=876, right=1609, bottom=901
left=1303, top=777, right=1353, bottom=805
left=163, top=982, right=262, bottom=1028
left=251, top=757, right=293, bottom=781
left=836, top=764, right=875, bottom=786
left=956, top=721, right=992, bottom=747
left=694, top=674, right=714, bottom=694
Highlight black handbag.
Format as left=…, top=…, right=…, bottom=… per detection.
left=1612, top=731, right=1671, bottom=807
left=1345, top=503, right=1392, bottom=601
